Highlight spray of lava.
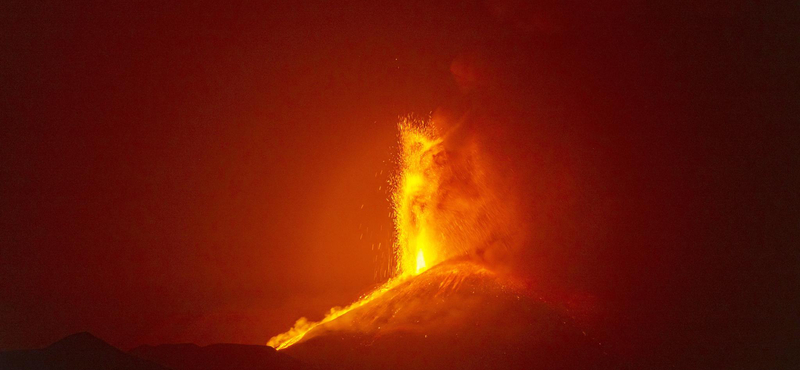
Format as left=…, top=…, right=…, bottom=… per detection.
left=268, top=117, right=514, bottom=349
left=393, top=120, right=442, bottom=276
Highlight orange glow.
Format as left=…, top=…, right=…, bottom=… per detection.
left=267, top=117, right=510, bottom=350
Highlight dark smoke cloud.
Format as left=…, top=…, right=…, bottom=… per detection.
left=428, top=3, right=799, bottom=368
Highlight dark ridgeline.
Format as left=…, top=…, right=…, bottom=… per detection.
left=130, top=343, right=308, bottom=370
left=0, top=332, right=167, bottom=370
left=0, top=332, right=310, bottom=370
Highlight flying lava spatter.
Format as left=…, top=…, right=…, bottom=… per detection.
left=392, top=119, right=443, bottom=276
left=268, top=118, right=504, bottom=349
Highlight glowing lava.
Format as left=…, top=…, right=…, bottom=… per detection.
left=265, top=118, right=614, bottom=370
left=416, top=250, right=426, bottom=274
left=393, top=119, right=443, bottom=277
left=268, top=118, right=488, bottom=350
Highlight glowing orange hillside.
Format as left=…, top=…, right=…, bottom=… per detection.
left=282, top=260, right=616, bottom=370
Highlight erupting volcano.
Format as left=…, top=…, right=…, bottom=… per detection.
left=268, top=118, right=507, bottom=348
left=267, top=118, right=612, bottom=369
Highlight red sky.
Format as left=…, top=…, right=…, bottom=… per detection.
left=1, top=1, right=797, bottom=368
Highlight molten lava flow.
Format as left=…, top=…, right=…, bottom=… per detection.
left=268, top=117, right=508, bottom=350
left=267, top=280, right=402, bottom=350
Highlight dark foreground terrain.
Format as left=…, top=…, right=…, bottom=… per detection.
left=1, top=328, right=618, bottom=370
left=0, top=332, right=169, bottom=370
left=0, top=332, right=309, bottom=370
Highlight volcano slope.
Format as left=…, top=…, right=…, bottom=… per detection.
left=283, top=261, right=618, bottom=370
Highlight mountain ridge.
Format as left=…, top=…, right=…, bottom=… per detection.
left=0, top=333, right=310, bottom=370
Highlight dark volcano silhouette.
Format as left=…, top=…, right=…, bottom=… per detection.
left=283, top=261, right=620, bottom=370
left=0, top=332, right=167, bottom=370
left=130, top=342, right=307, bottom=370
left=0, top=333, right=310, bottom=370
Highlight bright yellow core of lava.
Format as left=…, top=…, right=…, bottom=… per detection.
left=416, top=249, right=427, bottom=274
left=267, top=119, right=446, bottom=350
left=394, top=119, right=442, bottom=277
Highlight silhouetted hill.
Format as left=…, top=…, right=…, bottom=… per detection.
left=130, top=343, right=309, bottom=370
left=0, top=332, right=168, bottom=370
left=47, top=332, right=120, bottom=352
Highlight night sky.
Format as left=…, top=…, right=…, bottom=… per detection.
left=2, top=1, right=797, bottom=369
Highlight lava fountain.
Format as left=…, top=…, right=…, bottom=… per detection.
left=268, top=117, right=515, bottom=350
